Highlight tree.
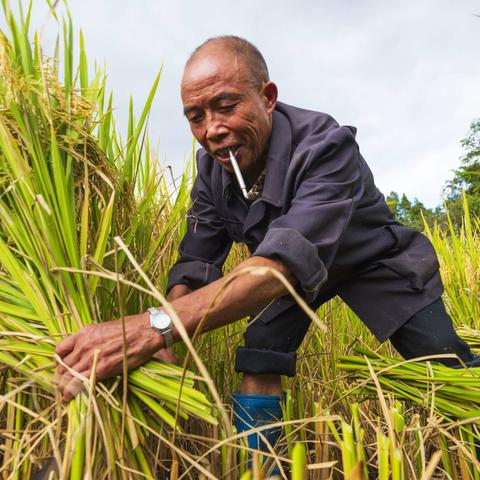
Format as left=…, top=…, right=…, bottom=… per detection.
left=387, top=119, right=480, bottom=232
left=444, top=119, right=480, bottom=226
left=386, top=191, right=436, bottom=231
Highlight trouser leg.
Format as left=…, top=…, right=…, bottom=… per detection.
left=388, top=297, right=476, bottom=367
left=235, top=292, right=333, bottom=377
left=234, top=305, right=312, bottom=377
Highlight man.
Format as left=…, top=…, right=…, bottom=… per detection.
left=55, top=35, right=477, bottom=466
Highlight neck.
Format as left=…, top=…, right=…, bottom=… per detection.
left=245, top=150, right=268, bottom=187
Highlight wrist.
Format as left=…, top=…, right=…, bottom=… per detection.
left=147, top=307, right=174, bottom=348
left=138, top=311, right=165, bottom=351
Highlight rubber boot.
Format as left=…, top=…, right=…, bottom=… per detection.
left=232, top=392, right=283, bottom=476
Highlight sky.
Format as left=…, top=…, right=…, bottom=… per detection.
left=2, top=1, right=480, bottom=207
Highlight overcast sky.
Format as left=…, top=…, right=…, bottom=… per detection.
left=3, top=1, right=480, bottom=206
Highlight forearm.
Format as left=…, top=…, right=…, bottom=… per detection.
left=166, top=256, right=294, bottom=342
left=54, top=257, right=292, bottom=399
left=167, top=284, right=193, bottom=302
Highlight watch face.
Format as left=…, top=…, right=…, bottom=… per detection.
left=153, top=311, right=171, bottom=330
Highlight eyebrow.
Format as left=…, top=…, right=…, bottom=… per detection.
left=183, top=92, right=242, bottom=116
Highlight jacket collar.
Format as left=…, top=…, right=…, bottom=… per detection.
left=221, top=106, right=292, bottom=207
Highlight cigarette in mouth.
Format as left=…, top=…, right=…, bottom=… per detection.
left=229, top=150, right=249, bottom=200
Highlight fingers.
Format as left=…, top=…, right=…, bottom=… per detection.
left=53, top=315, right=156, bottom=402
left=53, top=350, right=120, bottom=401
left=55, top=333, right=77, bottom=357
left=62, top=370, right=90, bottom=401
left=153, top=347, right=179, bottom=365
left=54, top=327, right=100, bottom=380
left=52, top=365, right=89, bottom=401
left=54, top=330, right=90, bottom=401
left=54, top=337, right=98, bottom=402
left=54, top=344, right=91, bottom=382
left=54, top=335, right=77, bottom=384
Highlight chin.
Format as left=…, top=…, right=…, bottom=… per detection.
left=219, top=162, right=233, bottom=173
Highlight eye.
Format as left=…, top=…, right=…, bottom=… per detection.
left=188, top=112, right=204, bottom=124
left=218, top=103, right=237, bottom=113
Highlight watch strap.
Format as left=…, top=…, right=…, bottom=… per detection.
left=162, top=329, right=174, bottom=348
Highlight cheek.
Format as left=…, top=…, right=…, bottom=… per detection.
left=189, top=125, right=206, bottom=144
left=246, top=125, right=269, bottom=155
left=236, top=113, right=265, bottom=147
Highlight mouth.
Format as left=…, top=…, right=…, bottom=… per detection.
left=214, top=144, right=241, bottom=163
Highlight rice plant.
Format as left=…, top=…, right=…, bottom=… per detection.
left=0, top=2, right=220, bottom=478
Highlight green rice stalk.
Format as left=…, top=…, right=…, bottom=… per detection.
left=424, top=196, right=480, bottom=329
left=282, top=389, right=294, bottom=458
left=377, top=429, right=389, bottom=480
left=391, top=447, right=403, bottom=480
left=339, top=346, right=480, bottom=474
left=350, top=403, right=368, bottom=479
left=0, top=1, right=217, bottom=477
left=340, top=422, right=356, bottom=478
left=291, top=442, right=307, bottom=480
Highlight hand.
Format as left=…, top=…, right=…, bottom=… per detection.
left=54, top=312, right=163, bottom=401
left=153, top=347, right=179, bottom=364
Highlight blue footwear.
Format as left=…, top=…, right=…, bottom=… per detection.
left=232, top=392, right=283, bottom=475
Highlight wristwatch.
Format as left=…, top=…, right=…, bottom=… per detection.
left=148, top=307, right=174, bottom=348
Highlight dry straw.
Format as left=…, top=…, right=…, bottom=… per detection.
left=0, top=1, right=219, bottom=478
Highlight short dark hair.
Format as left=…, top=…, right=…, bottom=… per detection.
left=187, top=36, right=270, bottom=88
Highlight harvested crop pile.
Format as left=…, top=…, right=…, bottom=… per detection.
left=0, top=3, right=215, bottom=478
left=338, top=346, right=480, bottom=474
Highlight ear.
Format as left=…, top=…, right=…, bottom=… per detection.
left=261, top=81, right=278, bottom=114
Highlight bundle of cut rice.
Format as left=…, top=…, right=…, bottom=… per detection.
left=0, top=2, right=216, bottom=478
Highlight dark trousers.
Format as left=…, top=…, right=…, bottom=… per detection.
left=235, top=296, right=477, bottom=375
left=389, top=298, right=476, bottom=367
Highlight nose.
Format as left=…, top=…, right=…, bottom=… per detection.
left=205, top=114, right=229, bottom=144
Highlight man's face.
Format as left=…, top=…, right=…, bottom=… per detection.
left=181, top=45, right=277, bottom=184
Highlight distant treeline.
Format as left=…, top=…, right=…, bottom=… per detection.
left=387, top=118, right=480, bottom=231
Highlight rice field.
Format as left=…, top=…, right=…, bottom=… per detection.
left=1, top=2, right=480, bottom=479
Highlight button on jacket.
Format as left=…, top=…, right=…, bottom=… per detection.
left=167, top=102, right=443, bottom=342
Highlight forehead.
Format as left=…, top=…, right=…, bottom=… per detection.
left=181, top=46, right=251, bottom=103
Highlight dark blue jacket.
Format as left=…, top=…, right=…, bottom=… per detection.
left=167, top=102, right=443, bottom=341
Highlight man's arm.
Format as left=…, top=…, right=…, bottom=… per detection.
left=169, top=256, right=293, bottom=336
left=55, top=256, right=293, bottom=400
left=167, top=284, right=193, bottom=301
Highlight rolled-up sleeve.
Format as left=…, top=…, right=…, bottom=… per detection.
left=252, top=126, right=364, bottom=302
left=167, top=154, right=232, bottom=292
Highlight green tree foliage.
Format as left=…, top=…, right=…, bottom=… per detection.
left=443, top=119, right=480, bottom=226
left=386, top=192, right=437, bottom=231
left=387, top=119, right=480, bottom=231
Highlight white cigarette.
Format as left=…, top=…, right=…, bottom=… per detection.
left=229, top=150, right=249, bottom=200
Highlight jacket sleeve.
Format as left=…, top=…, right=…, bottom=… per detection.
left=252, top=126, right=363, bottom=302
left=167, top=154, right=232, bottom=292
